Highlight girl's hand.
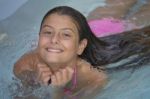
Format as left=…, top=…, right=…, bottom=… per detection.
left=36, top=63, right=52, bottom=85
left=51, top=67, right=74, bottom=88
left=36, top=64, right=74, bottom=87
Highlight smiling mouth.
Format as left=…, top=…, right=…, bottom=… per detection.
left=46, top=48, right=63, bottom=53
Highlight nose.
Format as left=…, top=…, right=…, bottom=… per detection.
left=50, top=33, right=59, bottom=44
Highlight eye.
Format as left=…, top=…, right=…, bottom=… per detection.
left=63, top=33, right=71, bottom=37
left=40, top=31, right=53, bottom=36
left=61, top=32, right=72, bottom=40
left=43, top=31, right=52, bottom=34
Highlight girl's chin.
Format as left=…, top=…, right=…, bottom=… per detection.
left=45, top=53, right=62, bottom=58
left=46, top=61, right=66, bottom=67
left=46, top=59, right=60, bottom=63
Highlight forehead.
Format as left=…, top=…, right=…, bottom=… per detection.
left=42, top=14, right=78, bottom=30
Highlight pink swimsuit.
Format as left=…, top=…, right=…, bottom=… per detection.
left=63, top=66, right=77, bottom=98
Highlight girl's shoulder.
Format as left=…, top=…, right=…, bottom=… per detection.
left=15, top=49, right=39, bottom=66
left=77, top=58, right=105, bottom=74
left=77, top=58, right=107, bottom=86
left=76, top=58, right=107, bottom=96
left=13, top=49, right=39, bottom=77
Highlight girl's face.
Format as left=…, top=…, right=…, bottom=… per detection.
left=38, top=13, right=87, bottom=66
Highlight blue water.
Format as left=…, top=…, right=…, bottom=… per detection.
left=0, top=0, right=150, bottom=99
left=96, top=64, right=150, bottom=99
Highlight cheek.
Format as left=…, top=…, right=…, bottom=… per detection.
left=64, top=40, right=79, bottom=53
left=38, top=37, right=48, bottom=47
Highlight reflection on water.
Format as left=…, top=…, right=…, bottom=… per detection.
left=0, top=0, right=150, bottom=99
left=3, top=59, right=150, bottom=99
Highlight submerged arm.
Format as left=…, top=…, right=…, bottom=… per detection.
left=13, top=51, right=40, bottom=86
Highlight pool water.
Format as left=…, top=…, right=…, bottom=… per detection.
left=0, top=0, right=150, bottom=99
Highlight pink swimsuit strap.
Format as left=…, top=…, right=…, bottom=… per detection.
left=64, top=66, right=77, bottom=97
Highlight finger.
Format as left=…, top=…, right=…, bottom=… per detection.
left=38, top=71, right=51, bottom=85
left=37, top=68, right=51, bottom=82
left=66, top=67, right=74, bottom=79
left=55, top=70, right=63, bottom=85
left=37, top=64, right=52, bottom=79
left=42, top=75, right=51, bottom=85
left=51, top=68, right=74, bottom=87
left=40, top=71, right=51, bottom=79
left=37, top=63, right=52, bottom=73
left=61, top=69, right=68, bottom=83
left=38, top=68, right=52, bottom=77
left=36, top=64, right=52, bottom=85
left=51, top=75, right=57, bottom=86
left=66, top=67, right=74, bottom=74
left=37, top=63, right=48, bottom=69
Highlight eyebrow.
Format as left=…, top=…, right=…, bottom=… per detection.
left=42, top=25, right=76, bottom=33
left=61, top=28, right=75, bottom=33
left=42, top=25, right=53, bottom=29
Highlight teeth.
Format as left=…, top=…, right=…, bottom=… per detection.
left=47, top=48, right=62, bottom=53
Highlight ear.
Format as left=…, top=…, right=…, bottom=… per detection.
left=77, top=39, right=88, bottom=55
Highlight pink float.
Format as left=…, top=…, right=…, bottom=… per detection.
left=88, top=18, right=126, bottom=37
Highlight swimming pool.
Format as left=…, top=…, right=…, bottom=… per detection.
left=0, top=0, right=150, bottom=98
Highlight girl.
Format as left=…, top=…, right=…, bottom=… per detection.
left=13, top=6, right=107, bottom=99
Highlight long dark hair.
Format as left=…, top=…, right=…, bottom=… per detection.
left=102, top=25, right=150, bottom=72
left=40, top=6, right=150, bottom=72
left=40, top=6, right=109, bottom=67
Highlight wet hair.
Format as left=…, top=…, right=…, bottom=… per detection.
left=101, top=25, right=150, bottom=72
left=40, top=6, right=150, bottom=72
left=40, top=6, right=109, bottom=67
